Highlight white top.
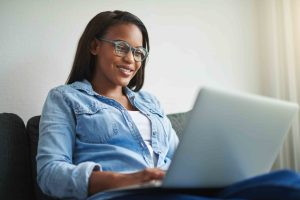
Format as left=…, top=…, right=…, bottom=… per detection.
left=128, top=111, right=158, bottom=166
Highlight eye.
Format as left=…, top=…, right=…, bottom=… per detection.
left=135, top=48, right=146, bottom=58
left=115, top=42, right=129, bottom=53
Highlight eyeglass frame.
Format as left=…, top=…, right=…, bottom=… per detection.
left=96, top=38, right=148, bottom=62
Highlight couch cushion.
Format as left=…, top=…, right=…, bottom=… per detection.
left=0, top=113, right=34, bottom=200
left=26, top=116, right=57, bottom=200
left=167, top=112, right=188, bottom=140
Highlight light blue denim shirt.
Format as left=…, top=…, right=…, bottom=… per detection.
left=37, top=80, right=179, bottom=200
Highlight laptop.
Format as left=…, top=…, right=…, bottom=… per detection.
left=162, top=87, right=298, bottom=188
left=92, top=87, right=299, bottom=199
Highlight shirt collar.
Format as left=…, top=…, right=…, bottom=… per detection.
left=70, top=79, right=136, bottom=99
left=70, top=79, right=97, bottom=96
left=123, top=87, right=136, bottom=100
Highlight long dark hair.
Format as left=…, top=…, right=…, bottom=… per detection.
left=66, top=10, right=149, bottom=92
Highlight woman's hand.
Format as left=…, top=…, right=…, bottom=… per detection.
left=88, top=168, right=165, bottom=196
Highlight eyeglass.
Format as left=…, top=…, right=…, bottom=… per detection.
left=97, top=38, right=148, bottom=62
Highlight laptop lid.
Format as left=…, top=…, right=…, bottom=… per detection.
left=162, top=87, right=299, bottom=188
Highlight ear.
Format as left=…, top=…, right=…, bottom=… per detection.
left=90, top=39, right=99, bottom=55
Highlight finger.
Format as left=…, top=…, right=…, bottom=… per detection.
left=142, top=168, right=165, bottom=181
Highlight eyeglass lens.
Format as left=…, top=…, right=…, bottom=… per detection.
left=114, top=41, right=147, bottom=62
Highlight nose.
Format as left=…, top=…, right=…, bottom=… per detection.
left=123, top=50, right=135, bottom=63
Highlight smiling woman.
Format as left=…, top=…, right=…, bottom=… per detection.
left=89, top=23, right=144, bottom=102
left=36, top=10, right=179, bottom=200
left=66, top=11, right=150, bottom=92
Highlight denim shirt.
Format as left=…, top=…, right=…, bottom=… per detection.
left=37, top=80, right=179, bottom=200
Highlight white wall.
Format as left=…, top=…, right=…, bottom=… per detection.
left=0, top=0, right=262, bottom=123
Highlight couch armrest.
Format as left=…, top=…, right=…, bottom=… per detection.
left=0, top=113, right=35, bottom=200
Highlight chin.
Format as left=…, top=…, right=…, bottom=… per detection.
left=116, top=80, right=131, bottom=87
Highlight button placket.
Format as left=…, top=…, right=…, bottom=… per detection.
left=129, top=121, right=134, bottom=127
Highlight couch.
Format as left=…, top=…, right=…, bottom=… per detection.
left=0, top=112, right=187, bottom=200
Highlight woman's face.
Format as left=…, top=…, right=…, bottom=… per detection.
left=91, top=23, right=143, bottom=90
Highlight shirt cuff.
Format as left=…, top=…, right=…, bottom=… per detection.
left=74, top=162, right=102, bottom=200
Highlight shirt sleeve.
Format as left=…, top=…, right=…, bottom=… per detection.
left=36, top=88, right=101, bottom=200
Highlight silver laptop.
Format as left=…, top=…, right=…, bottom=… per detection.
left=162, top=87, right=298, bottom=188
left=96, top=87, right=298, bottom=199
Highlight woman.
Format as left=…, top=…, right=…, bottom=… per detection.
left=37, top=10, right=300, bottom=200
left=37, top=10, right=179, bottom=199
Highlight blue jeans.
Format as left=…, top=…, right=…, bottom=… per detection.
left=219, top=169, right=300, bottom=199
left=89, top=170, right=300, bottom=200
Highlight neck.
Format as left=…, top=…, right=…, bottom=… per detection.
left=91, top=78, right=136, bottom=111
left=91, top=80, right=125, bottom=99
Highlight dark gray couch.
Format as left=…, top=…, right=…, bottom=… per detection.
left=0, top=112, right=187, bottom=200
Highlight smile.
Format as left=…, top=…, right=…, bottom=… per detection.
left=117, top=65, right=134, bottom=75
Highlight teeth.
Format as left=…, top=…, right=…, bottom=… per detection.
left=119, top=67, right=132, bottom=73
left=118, top=66, right=132, bottom=73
